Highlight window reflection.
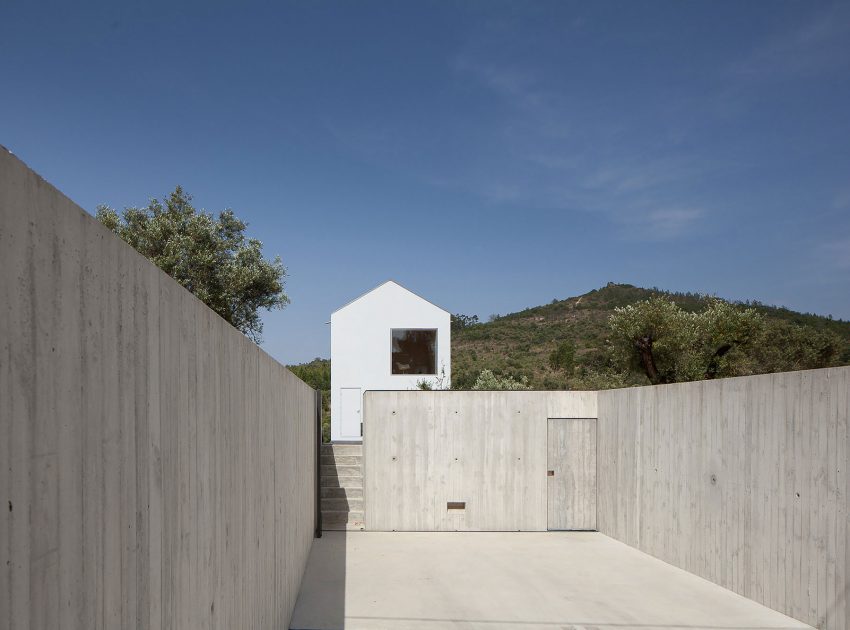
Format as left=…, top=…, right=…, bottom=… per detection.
left=391, top=329, right=437, bottom=375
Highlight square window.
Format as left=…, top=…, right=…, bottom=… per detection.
left=391, top=329, right=437, bottom=375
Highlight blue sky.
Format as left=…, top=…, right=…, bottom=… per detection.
left=3, top=1, right=849, bottom=364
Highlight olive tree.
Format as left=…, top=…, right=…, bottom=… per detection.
left=608, top=296, right=762, bottom=384
left=97, top=186, right=288, bottom=343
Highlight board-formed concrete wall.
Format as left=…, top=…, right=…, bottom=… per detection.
left=363, top=390, right=597, bottom=531
left=597, top=367, right=850, bottom=630
left=0, top=148, right=317, bottom=629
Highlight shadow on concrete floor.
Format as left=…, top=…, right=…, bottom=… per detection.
left=290, top=530, right=346, bottom=630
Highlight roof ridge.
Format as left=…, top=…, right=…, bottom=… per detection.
left=331, top=279, right=449, bottom=315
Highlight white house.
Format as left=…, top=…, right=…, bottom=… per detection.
left=330, top=280, right=451, bottom=442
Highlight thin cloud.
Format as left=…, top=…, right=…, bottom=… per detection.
left=610, top=206, right=705, bottom=242
left=579, top=157, right=709, bottom=195
left=449, top=49, right=722, bottom=244
left=644, top=207, right=704, bottom=240
left=731, top=3, right=850, bottom=79
left=452, top=53, right=570, bottom=139
left=454, top=56, right=537, bottom=100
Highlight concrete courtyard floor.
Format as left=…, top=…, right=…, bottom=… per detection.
left=290, top=531, right=811, bottom=630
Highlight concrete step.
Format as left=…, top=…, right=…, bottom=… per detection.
left=321, top=464, right=361, bottom=478
left=322, top=443, right=362, bottom=456
left=320, top=475, right=363, bottom=489
left=321, top=487, right=363, bottom=499
left=321, top=454, right=361, bottom=466
left=322, top=521, right=365, bottom=531
left=321, top=497, right=363, bottom=511
left=322, top=510, right=364, bottom=526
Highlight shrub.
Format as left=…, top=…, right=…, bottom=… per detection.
left=471, top=369, right=530, bottom=391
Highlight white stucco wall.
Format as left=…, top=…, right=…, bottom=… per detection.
left=330, top=281, right=451, bottom=442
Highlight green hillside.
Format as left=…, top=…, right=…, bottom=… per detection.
left=451, top=282, right=850, bottom=390
left=291, top=282, right=849, bottom=438
left=291, top=281, right=850, bottom=410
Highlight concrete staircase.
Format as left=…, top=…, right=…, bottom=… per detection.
left=320, top=443, right=364, bottom=531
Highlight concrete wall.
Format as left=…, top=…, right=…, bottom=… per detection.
left=597, top=367, right=850, bottom=630
left=0, top=148, right=317, bottom=629
left=362, top=390, right=597, bottom=531
left=331, top=281, right=451, bottom=442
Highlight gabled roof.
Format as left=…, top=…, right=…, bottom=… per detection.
left=331, top=280, right=450, bottom=315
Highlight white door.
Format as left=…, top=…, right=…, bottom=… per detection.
left=340, top=387, right=362, bottom=439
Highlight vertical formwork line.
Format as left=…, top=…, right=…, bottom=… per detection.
left=315, top=389, right=322, bottom=538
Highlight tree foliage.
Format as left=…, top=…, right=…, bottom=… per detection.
left=451, top=313, right=480, bottom=332
left=288, top=358, right=330, bottom=441
left=608, top=296, right=842, bottom=385
left=288, top=357, right=330, bottom=390
left=471, top=369, right=530, bottom=390
left=571, top=368, right=630, bottom=390
left=608, top=297, right=762, bottom=384
left=548, top=340, right=576, bottom=372
left=751, top=320, right=844, bottom=373
left=97, top=186, right=288, bottom=343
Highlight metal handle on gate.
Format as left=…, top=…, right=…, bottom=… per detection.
left=547, top=470, right=554, bottom=476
